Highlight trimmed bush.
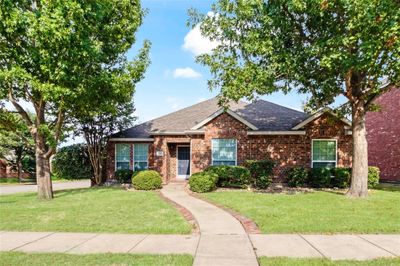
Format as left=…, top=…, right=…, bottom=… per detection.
left=115, top=169, right=133, bottom=183
left=189, top=172, right=218, bottom=193
left=309, top=168, right=332, bottom=188
left=287, top=167, right=309, bottom=187
left=332, top=168, right=351, bottom=188
left=244, top=160, right=274, bottom=189
left=132, top=170, right=162, bottom=190
left=204, top=165, right=251, bottom=188
left=368, top=166, right=380, bottom=188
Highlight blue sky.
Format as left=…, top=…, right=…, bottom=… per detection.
left=129, top=0, right=311, bottom=123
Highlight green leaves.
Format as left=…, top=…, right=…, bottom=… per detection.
left=0, top=0, right=150, bottom=156
left=191, top=0, right=400, bottom=109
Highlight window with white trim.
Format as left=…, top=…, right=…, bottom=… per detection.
left=115, top=144, right=130, bottom=170
left=312, top=140, right=337, bottom=168
left=212, top=139, right=237, bottom=166
left=134, top=143, right=149, bottom=171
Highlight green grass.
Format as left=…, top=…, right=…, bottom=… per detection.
left=0, top=178, right=20, bottom=184
left=0, top=176, right=81, bottom=184
left=0, top=252, right=193, bottom=266
left=0, top=188, right=192, bottom=234
left=203, top=190, right=400, bottom=233
left=259, top=257, right=400, bottom=266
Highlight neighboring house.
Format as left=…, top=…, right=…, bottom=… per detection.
left=366, top=87, right=400, bottom=182
left=0, top=159, right=31, bottom=179
left=107, top=98, right=353, bottom=183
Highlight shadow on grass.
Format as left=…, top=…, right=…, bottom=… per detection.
left=54, top=186, right=123, bottom=198
left=375, top=183, right=400, bottom=192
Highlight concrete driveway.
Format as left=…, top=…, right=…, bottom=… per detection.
left=0, top=180, right=91, bottom=195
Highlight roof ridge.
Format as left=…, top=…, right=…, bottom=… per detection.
left=126, top=97, right=220, bottom=131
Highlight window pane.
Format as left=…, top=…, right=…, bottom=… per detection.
left=313, top=162, right=336, bottom=168
left=116, top=162, right=130, bottom=170
left=116, top=144, right=130, bottom=162
left=213, top=161, right=236, bottom=166
left=134, top=162, right=148, bottom=171
left=313, top=140, right=336, bottom=161
left=134, top=144, right=148, bottom=162
left=212, top=139, right=236, bottom=166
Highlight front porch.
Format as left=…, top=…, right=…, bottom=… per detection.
left=163, top=140, right=191, bottom=183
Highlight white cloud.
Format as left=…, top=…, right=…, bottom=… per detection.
left=197, top=97, right=207, bottom=103
left=172, top=67, right=202, bottom=79
left=182, top=25, right=219, bottom=56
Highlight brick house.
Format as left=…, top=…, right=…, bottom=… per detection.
left=107, top=98, right=353, bottom=183
left=366, top=87, right=400, bottom=182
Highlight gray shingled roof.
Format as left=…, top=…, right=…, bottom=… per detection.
left=111, top=97, right=309, bottom=138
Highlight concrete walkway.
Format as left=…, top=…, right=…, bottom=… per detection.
left=1, top=231, right=399, bottom=261
left=161, top=183, right=259, bottom=266
left=1, top=183, right=399, bottom=264
left=0, top=231, right=199, bottom=255
left=0, top=180, right=91, bottom=195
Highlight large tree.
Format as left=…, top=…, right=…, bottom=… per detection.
left=190, top=0, right=400, bottom=197
left=0, top=0, right=149, bottom=199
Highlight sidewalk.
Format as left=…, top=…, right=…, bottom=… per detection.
left=1, top=231, right=399, bottom=261
left=1, top=183, right=399, bottom=264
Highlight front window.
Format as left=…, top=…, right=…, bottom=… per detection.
left=212, top=139, right=237, bottom=166
left=134, top=144, right=149, bottom=171
left=116, top=144, right=130, bottom=170
left=312, top=140, right=337, bottom=168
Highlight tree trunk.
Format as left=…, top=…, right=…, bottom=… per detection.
left=346, top=100, right=369, bottom=198
left=35, top=137, right=53, bottom=200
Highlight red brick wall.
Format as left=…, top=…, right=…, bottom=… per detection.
left=191, top=113, right=249, bottom=174
left=106, top=112, right=353, bottom=183
left=366, top=88, right=400, bottom=181
left=191, top=112, right=352, bottom=181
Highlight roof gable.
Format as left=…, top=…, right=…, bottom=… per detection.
left=292, top=107, right=351, bottom=130
left=191, top=108, right=258, bottom=130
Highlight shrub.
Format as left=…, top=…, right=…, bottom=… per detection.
left=189, top=172, right=218, bottom=193
left=132, top=170, right=162, bottom=190
left=368, top=166, right=380, bottom=188
left=244, top=160, right=274, bottom=189
left=204, top=165, right=251, bottom=188
left=309, top=168, right=332, bottom=188
left=287, top=167, right=309, bottom=187
left=332, top=168, right=351, bottom=188
left=115, top=169, right=134, bottom=183
left=52, top=144, right=92, bottom=180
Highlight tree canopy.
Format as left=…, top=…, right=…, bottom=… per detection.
left=190, top=0, right=399, bottom=106
left=190, top=0, right=399, bottom=197
left=0, top=0, right=150, bottom=199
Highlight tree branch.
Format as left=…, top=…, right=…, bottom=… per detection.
left=8, top=89, right=33, bottom=127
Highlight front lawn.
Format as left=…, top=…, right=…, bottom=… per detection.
left=203, top=190, right=400, bottom=233
left=0, top=188, right=192, bottom=234
left=259, top=257, right=400, bottom=266
left=0, top=178, right=20, bottom=184
left=0, top=252, right=193, bottom=266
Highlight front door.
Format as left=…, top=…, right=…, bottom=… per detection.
left=177, top=146, right=190, bottom=180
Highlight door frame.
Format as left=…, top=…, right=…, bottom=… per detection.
left=176, top=145, right=191, bottom=180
